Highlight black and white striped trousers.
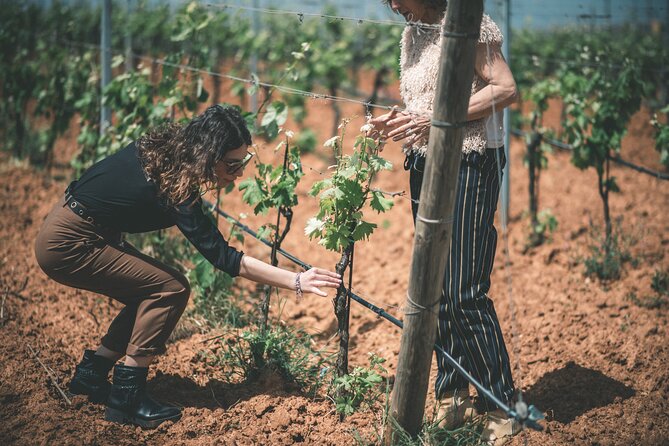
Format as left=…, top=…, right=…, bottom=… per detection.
left=406, top=147, right=515, bottom=409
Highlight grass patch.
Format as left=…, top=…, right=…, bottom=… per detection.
left=330, top=353, right=388, bottom=417
left=651, top=268, right=669, bottom=297
left=583, top=219, right=637, bottom=281
left=625, top=269, right=669, bottom=310
left=200, top=324, right=329, bottom=395
left=354, top=402, right=486, bottom=446
left=525, top=209, right=558, bottom=250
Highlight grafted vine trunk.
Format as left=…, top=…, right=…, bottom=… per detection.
left=14, top=110, right=25, bottom=159
left=260, top=207, right=293, bottom=332
left=211, top=49, right=221, bottom=104
left=364, top=67, right=390, bottom=116
left=212, top=74, right=221, bottom=105
left=599, top=155, right=612, bottom=254
left=527, top=131, right=543, bottom=247
left=333, top=244, right=353, bottom=379
left=333, top=243, right=353, bottom=421
left=330, top=85, right=341, bottom=138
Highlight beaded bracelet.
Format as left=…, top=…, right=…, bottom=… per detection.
left=295, top=272, right=303, bottom=299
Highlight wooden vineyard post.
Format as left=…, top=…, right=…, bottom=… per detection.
left=384, top=0, right=483, bottom=442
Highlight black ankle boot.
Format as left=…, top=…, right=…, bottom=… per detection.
left=69, top=350, right=115, bottom=403
left=105, top=364, right=182, bottom=429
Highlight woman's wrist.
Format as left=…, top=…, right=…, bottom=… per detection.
left=294, top=272, right=303, bottom=299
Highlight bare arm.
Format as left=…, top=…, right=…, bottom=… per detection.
left=238, top=255, right=341, bottom=297
left=371, top=43, right=518, bottom=145
left=467, top=42, right=517, bottom=120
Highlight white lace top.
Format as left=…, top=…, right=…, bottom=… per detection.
left=399, top=14, right=504, bottom=155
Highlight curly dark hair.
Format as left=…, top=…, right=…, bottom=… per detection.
left=381, top=0, right=448, bottom=12
left=137, top=105, right=252, bottom=205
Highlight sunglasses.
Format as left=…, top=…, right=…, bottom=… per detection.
left=223, top=151, right=254, bottom=175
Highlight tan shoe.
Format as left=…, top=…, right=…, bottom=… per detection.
left=481, top=409, right=521, bottom=445
left=436, top=389, right=478, bottom=430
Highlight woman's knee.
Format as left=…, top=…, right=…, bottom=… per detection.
left=165, top=273, right=191, bottom=305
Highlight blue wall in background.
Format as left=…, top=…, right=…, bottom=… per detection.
left=32, top=0, right=667, bottom=30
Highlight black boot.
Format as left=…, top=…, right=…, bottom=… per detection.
left=69, top=350, right=115, bottom=403
left=105, top=364, right=182, bottom=429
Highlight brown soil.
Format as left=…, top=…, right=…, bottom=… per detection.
left=1, top=73, right=668, bottom=446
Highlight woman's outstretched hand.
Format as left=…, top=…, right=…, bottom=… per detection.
left=297, top=268, right=342, bottom=297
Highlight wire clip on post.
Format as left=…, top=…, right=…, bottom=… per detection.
left=442, top=30, right=480, bottom=39
left=431, top=118, right=467, bottom=129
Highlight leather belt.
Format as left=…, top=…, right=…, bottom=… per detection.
left=64, top=194, right=96, bottom=225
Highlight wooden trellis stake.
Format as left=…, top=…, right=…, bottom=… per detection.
left=384, top=0, right=483, bottom=441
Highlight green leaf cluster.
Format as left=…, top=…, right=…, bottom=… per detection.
left=331, top=353, right=387, bottom=416
left=306, top=127, right=393, bottom=252
left=188, top=252, right=248, bottom=328
left=512, top=25, right=667, bottom=101
left=583, top=218, right=636, bottom=281
left=238, top=145, right=304, bottom=218
left=2, top=2, right=404, bottom=169
left=0, top=2, right=97, bottom=164
left=651, top=105, right=669, bottom=169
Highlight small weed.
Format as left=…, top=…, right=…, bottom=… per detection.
left=354, top=398, right=486, bottom=446
left=625, top=289, right=669, bottom=311
left=169, top=315, right=207, bottom=342
left=651, top=269, right=669, bottom=297
left=385, top=418, right=485, bottom=446
left=583, top=219, right=637, bottom=281
left=526, top=209, right=558, bottom=249
left=205, top=324, right=329, bottom=395
left=330, top=353, right=387, bottom=416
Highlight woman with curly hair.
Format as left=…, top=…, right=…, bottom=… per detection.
left=370, top=1, right=519, bottom=444
left=34, top=104, right=341, bottom=428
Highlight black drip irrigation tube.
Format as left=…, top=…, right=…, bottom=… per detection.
left=207, top=202, right=544, bottom=431
left=511, top=128, right=669, bottom=181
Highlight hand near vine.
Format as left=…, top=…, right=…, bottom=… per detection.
left=385, top=112, right=431, bottom=147
left=365, top=107, right=400, bottom=151
left=367, top=108, right=430, bottom=149
left=297, top=268, right=343, bottom=298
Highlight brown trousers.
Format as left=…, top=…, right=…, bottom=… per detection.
left=34, top=197, right=190, bottom=356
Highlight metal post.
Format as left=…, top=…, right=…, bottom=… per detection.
left=604, top=0, right=611, bottom=29
left=501, top=0, right=511, bottom=226
left=250, top=0, right=260, bottom=112
left=384, top=0, right=483, bottom=442
left=124, top=0, right=133, bottom=72
left=100, top=0, right=112, bottom=134
left=666, top=0, right=669, bottom=45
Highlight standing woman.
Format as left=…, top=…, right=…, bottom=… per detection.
left=371, top=1, right=519, bottom=444
left=35, top=105, right=341, bottom=428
